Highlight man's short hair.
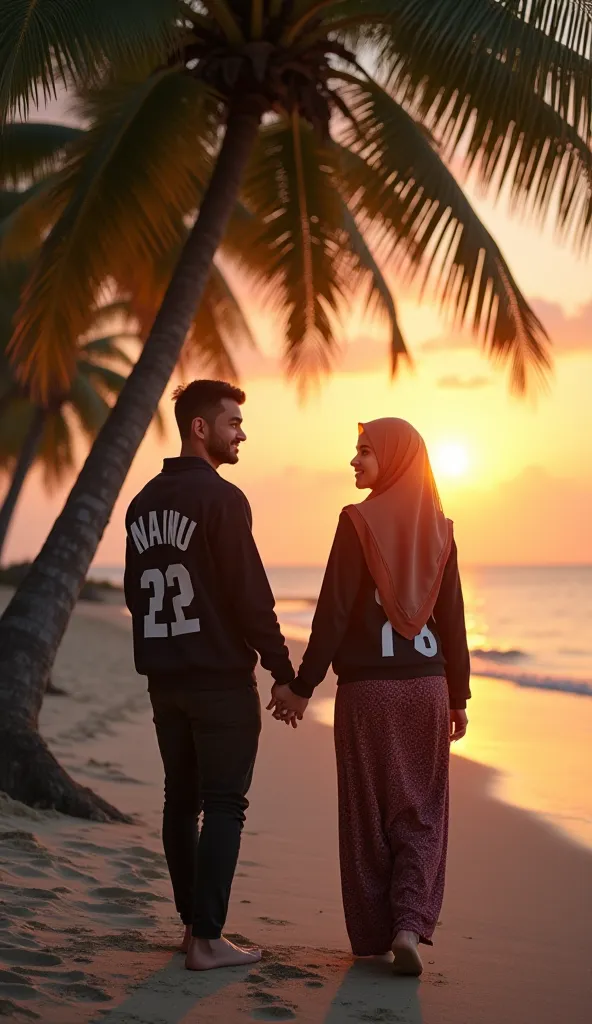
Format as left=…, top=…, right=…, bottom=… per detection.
left=172, top=380, right=246, bottom=440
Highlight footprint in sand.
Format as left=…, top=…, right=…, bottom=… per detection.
left=250, top=1010, right=296, bottom=1022
left=58, top=865, right=98, bottom=883
left=0, top=969, right=27, bottom=984
left=9, top=867, right=50, bottom=880
left=89, top=887, right=166, bottom=903
left=0, top=930, right=39, bottom=951
left=257, top=964, right=321, bottom=982
left=75, top=900, right=155, bottom=922
left=44, top=981, right=112, bottom=1003
left=125, top=846, right=165, bottom=863
left=18, top=889, right=60, bottom=902
left=257, top=917, right=292, bottom=927
left=25, top=969, right=87, bottom=982
left=63, top=840, right=116, bottom=856
left=5, top=907, right=34, bottom=919
left=0, top=832, right=47, bottom=854
left=128, top=866, right=166, bottom=882
left=0, top=982, right=40, bottom=1001
left=0, top=948, right=62, bottom=967
left=115, top=870, right=166, bottom=889
left=79, top=759, right=144, bottom=785
left=0, top=1000, right=40, bottom=1021
left=248, top=989, right=280, bottom=1005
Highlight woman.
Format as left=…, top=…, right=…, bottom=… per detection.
left=269, top=418, right=471, bottom=976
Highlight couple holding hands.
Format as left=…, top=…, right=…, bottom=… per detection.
left=124, top=379, right=470, bottom=976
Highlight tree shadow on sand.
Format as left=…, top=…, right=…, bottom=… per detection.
left=323, top=958, right=423, bottom=1024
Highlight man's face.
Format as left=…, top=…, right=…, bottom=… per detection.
left=202, top=399, right=246, bottom=467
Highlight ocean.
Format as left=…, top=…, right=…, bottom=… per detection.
left=92, top=562, right=592, bottom=849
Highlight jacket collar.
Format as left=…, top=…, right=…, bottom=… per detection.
left=161, top=456, right=217, bottom=474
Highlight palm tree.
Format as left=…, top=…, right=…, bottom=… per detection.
left=0, top=0, right=591, bottom=819
left=0, top=299, right=138, bottom=563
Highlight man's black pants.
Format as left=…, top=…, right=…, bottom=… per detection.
left=148, top=679, right=261, bottom=939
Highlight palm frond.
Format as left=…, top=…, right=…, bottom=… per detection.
left=338, top=201, right=409, bottom=375
left=335, top=74, right=551, bottom=392
left=7, top=71, right=221, bottom=403
left=121, top=228, right=253, bottom=381
left=448, top=54, right=592, bottom=246
left=0, top=395, right=31, bottom=461
left=371, top=16, right=592, bottom=244
left=328, top=1, right=592, bottom=138
left=182, top=261, right=255, bottom=380
left=67, top=371, right=112, bottom=440
left=0, top=123, right=83, bottom=187
left=408, top=4, right=590, bottom=131
left=200, top=1, right=245, bottom=43
left=79, top=335, right=136, bottom=371
left=0, top=178, right=58, bottom=263
left=239, top=114, right=347, bottom=381
left=77, top=334, right=165, bottom=438
left=234, top=116, right=409, bottom=381
left=37, top=408, right=74, bottom=488
left=83, top=299, right=137, bottom=341
left=0, top=0, right=180, bottom=121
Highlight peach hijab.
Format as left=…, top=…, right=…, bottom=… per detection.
left=344, top=418, right=453, bottom=641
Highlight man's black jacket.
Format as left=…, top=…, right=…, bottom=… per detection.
left=124, top=457, right=294, bottom=688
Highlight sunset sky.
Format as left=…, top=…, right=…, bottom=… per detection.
left=3, top=105, right=592, bottom=570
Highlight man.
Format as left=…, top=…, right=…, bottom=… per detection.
left=124, top=379, right=295, bottom=971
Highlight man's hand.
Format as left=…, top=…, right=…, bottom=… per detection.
left=450, top=709, right=468, bottom=742
left=267, top=684, right=309, bottom=729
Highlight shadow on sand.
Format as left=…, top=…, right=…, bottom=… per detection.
left=91, top=950, right=424, bottom=1024
left=323, top=958, right=423, bottom=1024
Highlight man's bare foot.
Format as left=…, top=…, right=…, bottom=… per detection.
left=180, top=924, right=192, bottom=954
left=391, top=931, right=423, bottom=976
left=185, top=936, right=262, bottom=971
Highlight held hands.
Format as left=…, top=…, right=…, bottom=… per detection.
left=450, top=709, right=468, bottom=742
left=266, top=683, right=309, bottom=729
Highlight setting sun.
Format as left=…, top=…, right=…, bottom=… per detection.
left=432, top=442, right=471, bottom=480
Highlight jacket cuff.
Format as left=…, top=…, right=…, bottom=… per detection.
left=290, top=677, right=315, bottom=699
left=274, top=670, right=296, bottom=687
left=449, top=698, right=468, bottom=710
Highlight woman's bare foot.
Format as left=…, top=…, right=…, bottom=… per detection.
left=180, top=924, right=192, bottom=954
left=185, top=936, right=262, bottom=971
left=391, top=931, right=423, bottom=976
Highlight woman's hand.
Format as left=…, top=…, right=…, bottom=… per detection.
left=267, top=684, right=309, bottom=728
left=450, top=709, right=468, bottom=742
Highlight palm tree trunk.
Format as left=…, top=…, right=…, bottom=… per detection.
left=0, top=103, right=262, bottom=821
left=0, top=406, right=46, bottom=565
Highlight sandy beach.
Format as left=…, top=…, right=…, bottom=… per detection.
left=0, top=584, right=590, bottom=1024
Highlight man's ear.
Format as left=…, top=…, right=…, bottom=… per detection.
left=191, top=416, right=207, bottom=441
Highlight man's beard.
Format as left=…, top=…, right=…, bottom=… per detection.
left=206, top=433, right=238, bottom=465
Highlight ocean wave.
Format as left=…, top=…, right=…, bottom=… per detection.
left=470, top=647, right=527, bottom=662
left=471, top=661, right=592, bottom=698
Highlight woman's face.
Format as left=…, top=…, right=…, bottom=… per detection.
left=351, top=431, right=380, bottom=490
